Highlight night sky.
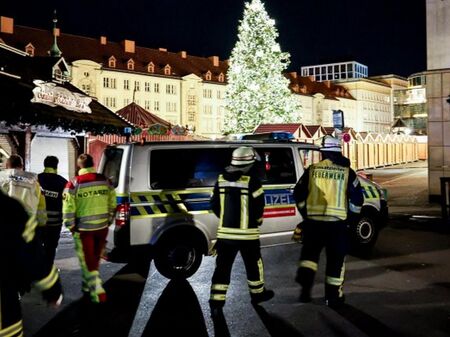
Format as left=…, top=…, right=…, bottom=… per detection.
left=0, top=0, right=426, bottom=77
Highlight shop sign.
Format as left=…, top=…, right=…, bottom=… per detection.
left=31, top=80, right=92, bottom=113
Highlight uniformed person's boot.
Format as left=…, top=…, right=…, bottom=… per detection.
left=296, top=267, right=315, bottom=303
left=325, top=284, right=345, bottom=309
left=250, top=289, right=275, bottom=305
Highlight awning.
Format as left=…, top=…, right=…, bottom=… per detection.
left=0, top=73, right=132, bottom=134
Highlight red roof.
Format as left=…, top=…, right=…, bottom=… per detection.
left=304, top=125, right=322, bottom=136
left=115, top=102, right=171, bottom=128
left=1, top=25, right=228, bottom=83
left=254, top=123, right=303, bottom=134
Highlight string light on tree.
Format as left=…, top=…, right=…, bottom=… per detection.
left=224, top=0, right=299, bottom=134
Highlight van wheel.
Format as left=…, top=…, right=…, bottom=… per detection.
left=154, top=236, right=203, bottom=279
left=350, top=214, right=379, bottom=257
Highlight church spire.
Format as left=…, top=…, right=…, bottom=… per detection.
left=49, top=10, right=62, bottom=57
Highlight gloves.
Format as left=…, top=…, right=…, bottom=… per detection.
left=292, top=223, right=303, bottom=243
left=42, top=278, right=63, bottom=307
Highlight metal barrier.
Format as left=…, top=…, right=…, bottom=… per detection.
left=441, top=177, right=450, bottom=222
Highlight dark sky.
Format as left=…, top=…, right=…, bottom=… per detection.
left=0, top=0, right=426, bottom=77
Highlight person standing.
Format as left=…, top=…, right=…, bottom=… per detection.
left=0, top=190, right=63, bottom=337
left=293, top=136, right=364, bottom=307
left=0, top=154, right=47, bottom=230
left=62, top=154, right=116, bottom=303
left=38, top=156, right=68, bottom=269
left=209, top=146, right=274, bottom=315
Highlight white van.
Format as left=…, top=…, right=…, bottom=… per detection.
left=99, top=140, right=388, bottom=279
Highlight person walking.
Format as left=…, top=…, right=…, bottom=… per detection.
left=38, top=156, right=68, bottom=268
left=62, top=154, right=116, bottom=303
left=0, top=154, right=47, bottom=230
left=0, top=190, right=62, bottom=337
left=293, top=136, right=364, bottom=307
left=209, top=146, right=274, bottom=315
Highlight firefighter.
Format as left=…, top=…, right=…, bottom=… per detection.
left=62, top=154, right=116, bottom=304
left=209, top=146, right=274, bottom=314
left=293, top=135, right=363, bottom=307
left=38, top=156, right=68, bottom=269
left=0, top=190, right=63, bottom=337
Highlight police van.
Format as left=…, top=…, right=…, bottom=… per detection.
left=99, top=137, right=388, bottom=279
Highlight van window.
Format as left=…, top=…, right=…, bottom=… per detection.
left=102, top=147, right=123, bottom=187
left=298, top=149, right=322, bottom=169
left=254, top=148, right=296, bottom=185
left=150, top=148, right=233, bottom=189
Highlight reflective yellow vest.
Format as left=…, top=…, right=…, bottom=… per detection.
left=62, top=167, right=116, bottom=231
left=306, top=159, right=349, bottom=221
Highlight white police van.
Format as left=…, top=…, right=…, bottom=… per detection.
left=99, top=136, right=388, bottom=279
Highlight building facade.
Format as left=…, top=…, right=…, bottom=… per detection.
left=301, top=61, right=368, bottom=82
left=425, top=0, right=450, bottom=199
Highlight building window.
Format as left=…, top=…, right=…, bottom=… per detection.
left=147, top=62, right=155, bottom=73
left=127, top=59, right=135, bottom=71
left=104, top=97, right=116, bottom=108
left=154, top=101, right=160, bottom=111
left=134, top=81, right=140, bottom=91
left=203, top=89, right=212, bottom=99
left=108, top=56, right=116, bottom=68
left=218, top=73, right=225, bottom=83
left=166, top=102, right=177, bottom=113
left=25, top=43, right=35, bottom=56
left=124, top=80, right=129, bottom=90
left=145, top=100, right=151, bottom=110
left=145, top=82, right=151, bottom=92
left=81, top=84, right=91, bottom=95
left=205, top=71, right=212, bottom=81
left=217, top=90, right=222, bottom=99
left=188, top=95, right=196, bottom=106
left=164, top=64, right=171, bottom=75
left=203, top=105, right=213, bottom=115
left=166, top=84, right=176, bottom=95
left=124, top=98, right=131, bottom=106
left=154, top=83, right=160, bottom=93
left=103, top=77, right=116, bottom=89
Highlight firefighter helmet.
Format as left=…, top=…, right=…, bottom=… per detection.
left=321, top=136, right=342, bottom=152
left=231, top=146, right=256, bottom=166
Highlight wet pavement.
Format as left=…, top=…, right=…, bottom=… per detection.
left=22, top=162, right=450, bottom=337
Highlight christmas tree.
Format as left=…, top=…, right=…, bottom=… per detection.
left=224, top=0, right=299, bottom=134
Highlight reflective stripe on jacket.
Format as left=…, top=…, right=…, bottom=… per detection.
left=211, top=171, right=265, bottom=240
left=62, top=167, right=116, bottom=231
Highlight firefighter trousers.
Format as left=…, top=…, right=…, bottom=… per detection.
left=210, top=239, right=265, bottom=306
left=73, top=228, right=108, bottom=303
left=296, top=220, right=348, bottom=300
left=37, top=225, right=62, bottom=270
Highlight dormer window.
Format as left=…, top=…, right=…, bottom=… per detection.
left=205, top=70, right=212, bottom=81
left=127, top=58, right=135, bottom=71
left=147, top=62, right=155, bottom=73
left=108, top=56, right=116, bottom=68
left=25, top=43, right=35, bottom=56
left=218, top=72, right=225, bottom=83
left=164, top=64, right=171, bottom=75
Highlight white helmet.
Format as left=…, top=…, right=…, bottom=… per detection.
left=231, top=146, right=256, bottom=166
left=321, top=136, right=342, bottom=152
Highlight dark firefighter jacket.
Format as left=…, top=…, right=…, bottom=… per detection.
left=38, top=168, right=68, bottom=226
left=211, top=166, right=265, bottom=240
left=0, top=191, right=60, bottom=337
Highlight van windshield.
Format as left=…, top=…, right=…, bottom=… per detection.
left=102, top=147, right=123, bottom=188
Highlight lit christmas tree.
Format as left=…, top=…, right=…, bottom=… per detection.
left=224, top=0, right=299, bottom=134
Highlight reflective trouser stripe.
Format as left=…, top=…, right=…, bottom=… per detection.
left=210, top=283, right=229, bottom=302
left=0, top=320, right=23, bottom=337
left=76, top=220, right=109, bottom=231
left=218, top=227, right=259, bottom=235
left=249, top=258, right=265, bottom=294
left=77, top=213, right=110, bottom=222
left=34, top=265, right=59, bottom=291
left=299, top=260, right=318, bottom=271
left=216, top=233, right=259, bottom=240
left=326, top=276, right=344, bottom=286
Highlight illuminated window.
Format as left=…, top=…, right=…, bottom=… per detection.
left=25, top=43, right=35, bottom=56
left=147, top=62, right=155, bottom=73
left=164, top=64, right=171, bottom=75
left=108, top=56, right=116, bottom=68
left=127, top=59, right=135, bottom=71
left=218, top=73, right=225, bottom=83
left=205, top=71, right=212, bottom=81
